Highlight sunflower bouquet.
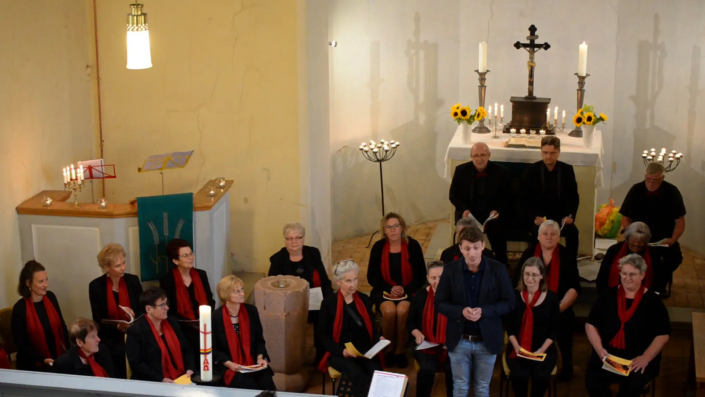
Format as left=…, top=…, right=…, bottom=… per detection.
left=572, top=105, right=608, bottom=127
left=450, top=103, right=487, bottom=125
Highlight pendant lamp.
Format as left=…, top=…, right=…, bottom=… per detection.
left=126, top=3, right=152, bottom=69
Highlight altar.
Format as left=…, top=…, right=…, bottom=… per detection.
left=444, top=127, right=604, bottom=256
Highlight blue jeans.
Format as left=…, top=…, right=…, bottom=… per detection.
left=448, top=339, right=497, bottom=397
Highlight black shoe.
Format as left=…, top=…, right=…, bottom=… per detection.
left=395, top=353, right=408, bottom=369
left=557, top=366, right=573, bottom=382
left=384, top=352, right=396, bottom=368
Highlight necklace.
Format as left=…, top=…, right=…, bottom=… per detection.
left=229, top=313, right=239, bottom=318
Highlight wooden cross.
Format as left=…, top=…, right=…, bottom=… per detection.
left=514, top=25, right=551, bottom=99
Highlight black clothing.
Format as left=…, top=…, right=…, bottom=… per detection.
left=461, top=263, right=484, bottom=335
left=11, top=291, right=69, bottom=371
left=125, top=315, right=196, bottom=382
left=440, top=245, right=495, bottom=264
left=531, top=222, right=579, bottom=260
left=268, top=246, right=334, bottom=298
left=620, top=181, right=686, bottom=242
left=328, top=354, right=382, bottom=377
left=367, top=237, right=427, bottom=308
left=596, top=242, right=666, bottom=294
left=212, top=304, right=275, bottom=390
left=585, top=352, right=658, bottom=397
left=53, top=345, right=116, bottom=377
left=435, top=257, right=515, bottom=354
left=88, top=273, right=144, bottom=379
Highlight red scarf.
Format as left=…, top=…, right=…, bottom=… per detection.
left=312, top=269, right=322, bottom=288
left=381, top=241, right=412, bottom=287
left=318, top=291, right=383, bottom=372
left=608, top=244, right=653, bottom=289
left=510, top=290, right=542, bottom=358
left=609, top=285, right=646, bottom=350
left=0, top=349, right=9, bottom=369
left=78, top=348, right=108, bottom=377
left=533, top=245, right=560, bottom=293
left=106, top=276, right=131, bottom=321
left=223, top=305, right=255, bottom=386
left=25, top=296, right=65, bottom=360
left=146, top=316, right=185, bottom=380
left=421, top=288, right=448, bottom=364
left=173, top=268, right=208, bottom=320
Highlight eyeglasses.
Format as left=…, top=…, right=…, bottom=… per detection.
left=385, top=223, right=401, bottom=230
left=285, top=236, right=304, bottom=242
left=179, top=251, right=195, bottom=259
left=523, top=272, right=542, bottom=279
left=620, top=272, right=641, bottom=279
left=470, top=153, right=489, bottom=159
left=627, top=241, right=645, bottom=249
left=151, top=300, right=169, bottom=309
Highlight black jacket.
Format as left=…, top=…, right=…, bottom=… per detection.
left=212, top=304, right=273, bottom=376
left=516, top=244, right=581, bottom=302
left=318, top=293, right=380, bottom=357
left=367, top=237, right=427, bottom=305
left=522, top=160, right=579, bottom=221
left=11, top=291, right=69, bottom=371
left=435, top=257, right=515, bottom=354
left=596, top=242, right=662, bottom=294
left=449, top=160, right=510, bottom=222
left=125, top=315, right=196, bottom=381
left=159, top=268, right=215, bottom=321
left=88, top=273, right=144, bottom=341
left=53, top=345, right=116, bottom=377
left=268, top=246, right=334, bottom=298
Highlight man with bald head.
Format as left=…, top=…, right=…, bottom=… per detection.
left=449, top=142, right=510, bottom=264
left=619, top=162, right=686, bottom=296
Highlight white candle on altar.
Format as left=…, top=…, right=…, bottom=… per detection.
left=500, top=105, right=504, bottom=118
left=70, top=164, right=76, bottom=180
left=79, top=165, right=84, bottom=182
left=478, top=42, right=487, bottom=72
left=199, top=305, right=213, bottom=382
left=562, top=110, right=566, bottom=123
left=494, top=103, right=498, bottom=117
left=546, top=108, right=550, bottom=121
left=578, top=42, right=588, bottom=76
left=488, top=105, right=493, bottom=118
left=554, top=107, right=558, bottom=123
left=62, top=168, right=67, bottom=184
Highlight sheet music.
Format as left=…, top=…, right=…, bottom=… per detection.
left=309, top=287, right=323, bottom=311
left=415, top=340, right=440, bottom=350
left=368, top=371, right=408, bottom=397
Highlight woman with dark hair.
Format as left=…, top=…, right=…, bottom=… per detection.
left=407, top=261, right=453, bottom=397
left=505, top=257, right=560, bottom=397
left=212, top=275, right=276, bottom=390
left=11, top=260, right=69, bottom=371
left=54, top=318, right=116, bottom=377
left=88, top=243, right=143, bottom=378
left=159, top=239, right=215, bottom=355
left=125, top=287, right=196, bottom=382
left=367, top=212, right=426, bottom=368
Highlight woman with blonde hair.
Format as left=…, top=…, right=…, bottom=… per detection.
left=88, top=243, right=143, bottom=378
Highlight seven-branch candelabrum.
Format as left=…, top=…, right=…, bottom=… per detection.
left=642, top=148, right=684, bottom=172
left=359, top=139, right=400, bottom=162
left=62, top=164, right=85, bottom=207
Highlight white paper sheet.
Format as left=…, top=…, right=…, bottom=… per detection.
left=415, top=340, right=440, bottom=350
left=578, top=260, right=601, bottom=281
left=309, top=287, right=323, bottom=311
left=368, top=370, right=408, bottom=397
left=364, top=340, right=391, bottom=359
left=595, top=238, right=617, bottom=251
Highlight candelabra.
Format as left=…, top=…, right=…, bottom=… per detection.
left=543, top=120, right=566, bottom=134
left=487, top=114, right=504, bottom=139
left=359, top=139, right=401, bottom=246
left=62, top=164, right=85, bottom=207
left=473, top=70, right=491, bottom=133
left=569, top=73, right=590, bottom=137
left=642, top=148, right=684, bottom=172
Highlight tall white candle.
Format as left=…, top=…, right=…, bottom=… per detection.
left=578, top=42, right=588, bottom=76
left=79, top=165, right=84, bottom=182
left=500, top=105, right=504, bottom=118
left=547, top=108, right=551, bottom=121
left=71, top=164, right=76, bottom=180
left=494, top=103, right=498, bottom=117
left=199, top=305, right=213, bottom=382
left=554, top=107, right=558, bottom=122
left=63, top=168, right=67, bottom=184
left=478, top=42, right=487, bottom=72
left=562, top=110, right=566, bottom=123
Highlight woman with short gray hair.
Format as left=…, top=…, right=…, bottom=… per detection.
left=596, top=222, right=660, bottom=295
left=317, top=260, right=384, bottom=379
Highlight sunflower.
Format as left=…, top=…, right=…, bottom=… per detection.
left=459, top=106, right=471, bottom=120
left=451, top=109, right=461, bottom=119
left=600, top=113, right=608, bottom=122
left=452, top=103, right=462, bottom=111
left=584, top=112, right=595, bottom=125
left=577, top=108, right=584, bottom=115
left=475, top=106, right=487, bottom=120
left=573, top=114, right=584, bottom=127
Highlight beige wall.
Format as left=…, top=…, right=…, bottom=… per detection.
left=95, top=0, right=303, bottom=274
left=0, top=0, right=96, bottom=308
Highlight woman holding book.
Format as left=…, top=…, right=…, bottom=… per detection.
left=319, top=260, right=385, bottom=378
left=88, top=243, right=143, bottom=378
left=54, top=318, right=116, bottom=377
left=12, top=260, right=69, bottom=371
left=585, top=254, right=670, bottom=397
left=407, top=261, right=453, bottom=397
left=212, top=275, right=276, bottom=390
left=505, top=257, right=559, bottom=397
left=367, top=212, right=426, bottom=368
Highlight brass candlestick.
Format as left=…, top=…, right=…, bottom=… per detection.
left=64, top=179, right=85, bottom=207
left=569, top=73, right=590, bottom=137
left=473, top=70, right=491, bottom=133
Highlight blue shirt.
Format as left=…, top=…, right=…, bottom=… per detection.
left=462, top=258, right=485, bottom=335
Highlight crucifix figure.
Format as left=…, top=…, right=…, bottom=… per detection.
left=514, top=25, right=550, bottom=100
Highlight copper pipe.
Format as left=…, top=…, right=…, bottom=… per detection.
left=92, top=0, right=106, bottom=197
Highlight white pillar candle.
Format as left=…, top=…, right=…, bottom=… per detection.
left=488, top=105, right=493, bottom=118
left=478, top=42, right=487, bottom=72
left=494, top=103, right=498, bottom=117
left=547, top=108, right=550, bottom=121
left=554, top=107, right=558, bottom=123
left=562, top=110, right=566, bottom=123
left=79, top=165, right=84, bottom=182
left=199, top=305, right=213, bottom=382
left=578, top=42, right=588, bottom=76
left=70, top=164, right=76, bottom=180
left=500, top=105, right=504, bottom=118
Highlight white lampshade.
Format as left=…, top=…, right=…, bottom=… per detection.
left=127, top=30, right=152, bottom=69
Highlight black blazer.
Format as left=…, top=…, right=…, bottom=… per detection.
left=435, top=257, right=515, bottom=354
left=159, top=268, right=215, bottom=321
left=11, top=291, right=69, bottom=371
left=268, top=246, right=334, bottom=298
left=53, top=345, right=116, bottom=377
left=125, top=315, right=196, bottom=381
left=367, top=237, right=427, bottom=305
left=522, top=160, right=579, bottom=221
left=89, top=273, right=144, bottom=341
left=212, top=304, right=273, bottom=375
left=318, top=293, right=380, bottom=357
left=449, top=160, right=510, bottom=222
left=516, top=244, right=581, bottom=302
left=596, top=242, right=662, bottom=294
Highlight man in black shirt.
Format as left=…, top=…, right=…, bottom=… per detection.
left=449, top=142, right=510, bottom=264
left=619, top=162, right=686, bottom=296
left=522, top=136, right=580, bottom=258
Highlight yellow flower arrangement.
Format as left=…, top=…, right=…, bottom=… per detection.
left=452, top=103, right=462, bottom=111
left=475, top=106, right=487, bottom=121
left=600, top=113, right=608, bottom=122
left=451, top=109, right=460, bottom=119
left=459, top=107, right=471, bottom=120
left=584, top=112, right=595, bottom=125
left=449, top=103, right=483, bottom=125
left=573, top=114, right=584, bottom=127
left=572, top=105, right=608, bottom=127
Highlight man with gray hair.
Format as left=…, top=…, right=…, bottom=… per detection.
left=619, top=162, right=686, bottom=297
left=449, top=142, right=510, bottom=264
left=440, top=217, right=496, bottom=264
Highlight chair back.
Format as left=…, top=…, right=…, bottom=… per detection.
left=0, top=307, right=17, bottom=355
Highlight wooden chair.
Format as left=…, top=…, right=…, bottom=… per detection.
left=0, top=307, right=16, bottom=368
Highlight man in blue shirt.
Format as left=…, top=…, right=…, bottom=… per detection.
left=436, top=225, right=515, bottom=397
